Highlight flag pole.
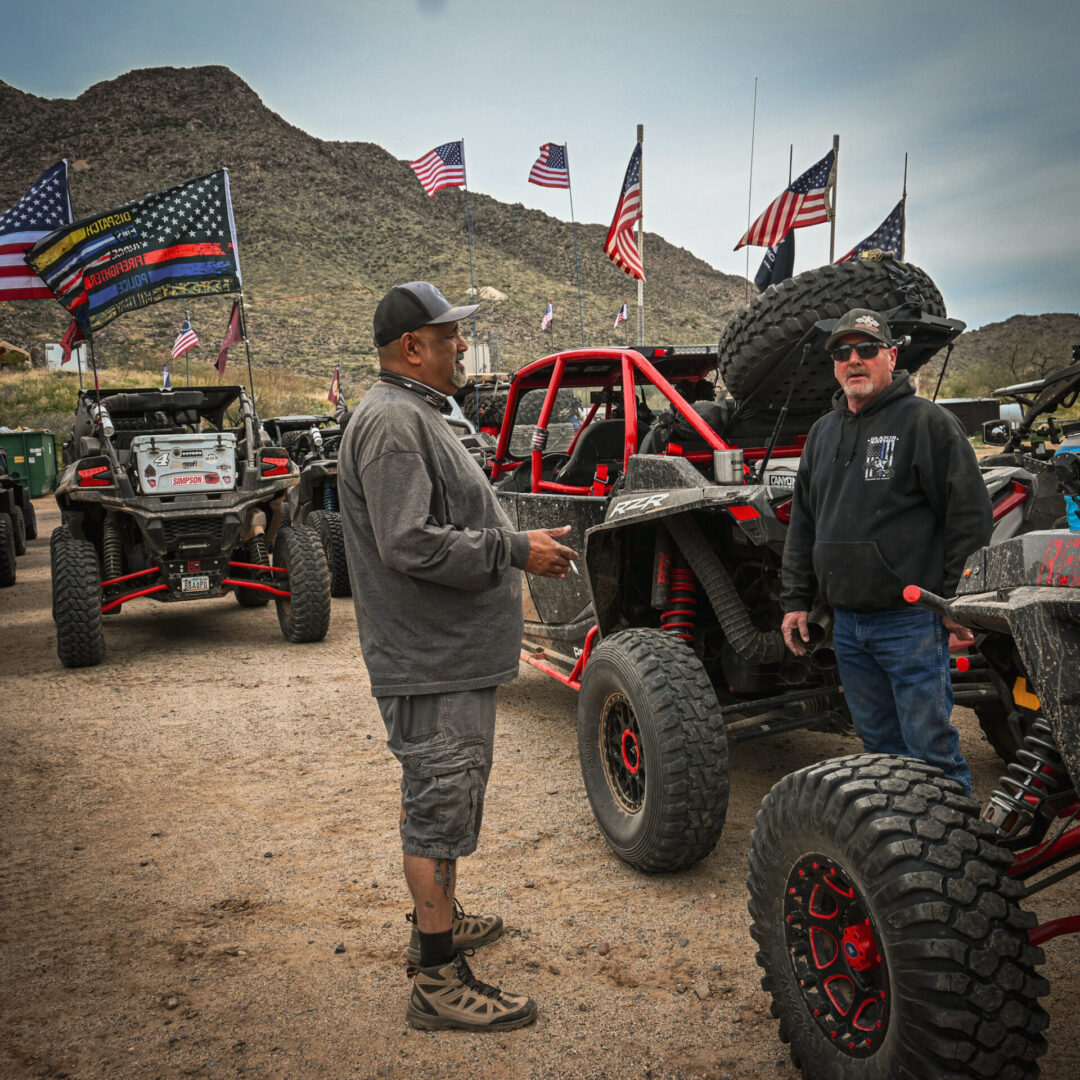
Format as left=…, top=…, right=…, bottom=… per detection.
left=635, top=123, right=644, bottom=346
left=829, top=133, right=839, bottom=263
left=237, top=291, right=256, bottom=404
left=565, top=144, right=586, bottom=346
left=461, top=136, right=479, bottom=358
left=184, top=308, right=191, bottom=387
left=901, top=152, right=908, bottom=261
left=744, top=77, right=758, bottom=303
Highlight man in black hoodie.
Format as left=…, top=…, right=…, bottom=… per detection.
left=780, top=308, right=992, bottom=794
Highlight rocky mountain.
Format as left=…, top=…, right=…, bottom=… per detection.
left=2, top=66, right=1074, bottom=400
left=922, top=313, right=1080, bottom=398
left=0, top=66, right=747, bottom=387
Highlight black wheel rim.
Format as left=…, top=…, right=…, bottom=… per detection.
left=784, top=854, right=889, bottom=1056
left=600, top=692, right=644, bottom=813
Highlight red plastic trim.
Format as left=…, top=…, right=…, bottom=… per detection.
left=992, top=480, right=1028, bottom=522
left=101, top=583, right=169, bottom=613
left=727, top=505, right=762, bottom=522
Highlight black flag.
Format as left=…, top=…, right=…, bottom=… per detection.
left=753, top=231, right=795, bottom=292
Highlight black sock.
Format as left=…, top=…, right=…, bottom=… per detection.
left=418, top=928, right=455, bottom=968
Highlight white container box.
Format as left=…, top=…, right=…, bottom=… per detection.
left=129, top=432, right=237, bottom=494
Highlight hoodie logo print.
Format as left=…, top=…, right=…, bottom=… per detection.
left=865, top=434, right=898, bottom=480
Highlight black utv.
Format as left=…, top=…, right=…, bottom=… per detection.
left=51, top=386, right=330, bottom=668
left=0, top=445, right=38, bottom=587
left=262, top=414, right=349, bottom=597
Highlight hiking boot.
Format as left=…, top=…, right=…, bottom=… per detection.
left=405, top=898, right=504, bottom=966
left=406, top=952, right=537, bottom=1031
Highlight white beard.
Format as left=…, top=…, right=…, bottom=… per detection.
left=450, top=363, right=468, bottom=390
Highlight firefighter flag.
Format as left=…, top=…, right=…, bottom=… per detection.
left=26, top=169, right=241, bottom=332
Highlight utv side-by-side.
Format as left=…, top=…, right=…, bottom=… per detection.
left=480, top=259, right=1072, bottom=874
left=51, top=386, right=330, bottom=668
left=262, top=414, right=350, bottom=597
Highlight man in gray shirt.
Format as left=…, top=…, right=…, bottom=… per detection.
left=338, top=282, right=575, bottom=1031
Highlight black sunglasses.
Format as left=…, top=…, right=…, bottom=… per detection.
left=831, top=341, right=884, bottom=362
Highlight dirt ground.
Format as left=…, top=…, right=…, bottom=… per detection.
left=2, top=499, right=1078, bottom=1080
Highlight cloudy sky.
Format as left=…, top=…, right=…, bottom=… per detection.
left=4, top=0, right=1078, bottom=330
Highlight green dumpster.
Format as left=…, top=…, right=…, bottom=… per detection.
left=0, top=429, right=58, bottom=496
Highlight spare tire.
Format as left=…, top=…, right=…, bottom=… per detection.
left=718, top=259, right=946, bottom=412
left=460, top=388, right=508, bottom=431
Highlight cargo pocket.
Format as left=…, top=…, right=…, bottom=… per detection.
left=813, top=541, right=903, bottom=611
left=400, top=732, right=488, bottom=848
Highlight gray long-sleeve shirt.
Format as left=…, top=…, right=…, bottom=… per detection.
left=337, top=381, right=530, bottom=696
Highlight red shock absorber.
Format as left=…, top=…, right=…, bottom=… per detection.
left=661, top=566, right=697, bottom=642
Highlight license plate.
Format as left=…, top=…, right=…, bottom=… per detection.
left=181, top=574, right=210, bottom=593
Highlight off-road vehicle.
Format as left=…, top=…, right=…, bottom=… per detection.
left=950, top=354, right=1080, bottom=760
left=0, top=444, right=38, bottom=586
left=262, top=414, right=349, bottom=597
left=747, top=487, right=1080, bottom=1076
left=485, top=258, right=1080, bottom=873
left=477, top=258, right=982, bottom=873
left=51, top=385, right=330, bottom=668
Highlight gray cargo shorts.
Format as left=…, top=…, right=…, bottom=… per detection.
left=376, top=687, right=497, bottom=861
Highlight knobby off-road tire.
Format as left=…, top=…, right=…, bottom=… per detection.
left=461, top=389, right=508, bottom=431
left=718, top=260, right=946, bottom=412
left=577, top=628, right=729, bottom=873
left=22, top=498, right=37, bottom=541
left=51, top=525, right=105, bottom=668
left=309, top=509, right=350, bottom=597
left=11, top=504, right=27, bottom=556
left=747, top=754, right=1049, bottom=1080
left=0, top=514, right=16, bottom=587
left=274, top=525, right=330, bottom=643
left=235, top=534, right=272, bottom=607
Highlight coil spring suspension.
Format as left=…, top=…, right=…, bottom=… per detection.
left=323, top=484, right=338, bottom=512
left=103, top=517, right=123, bottom=580
left=661, top=566, right=697, bottom=643
left=983, top=717, right=1067, bottom=840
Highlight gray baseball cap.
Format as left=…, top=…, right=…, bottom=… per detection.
left=373, top=281, right=479, bottom=347
left=825, top=308, right=892, bottom=350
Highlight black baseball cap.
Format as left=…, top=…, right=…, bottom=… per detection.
left=372, top=281, right=479, bottom=347
left=825, top=308, right=892, bottom=350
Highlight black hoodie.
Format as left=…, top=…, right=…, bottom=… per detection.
left=781, top=371, right=992, bottom=613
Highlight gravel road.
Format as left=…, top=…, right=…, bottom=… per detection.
left=2, top=500, right=1078, bottom=1080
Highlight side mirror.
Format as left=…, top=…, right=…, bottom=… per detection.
left=981, top=419, right=1011, bottom=446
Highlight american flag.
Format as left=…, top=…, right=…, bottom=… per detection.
left=614, top=302, right=628, bottom=328
left=410, top=141, right=466, bottom=197
left=171, top=316, right=199, bottom=359
left=836, top=199, right=905, bottom=263
left=605, top=144, right=644, bottom=281
left=735, top=150, right=835, bottom=250
left=540, top=302, right=553, bottom=330
left=0, top=161, right=73, bottom=301
left=528, top=143, right=570, bottom=189
left=328, top=367, right=340, bottom=404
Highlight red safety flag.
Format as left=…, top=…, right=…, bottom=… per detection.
left=60, top=317, right=85, bottom=363
left=215, top=301, right=242, bottom=375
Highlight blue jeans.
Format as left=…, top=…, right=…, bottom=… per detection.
left=832, top=606, right=972, bottom=795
